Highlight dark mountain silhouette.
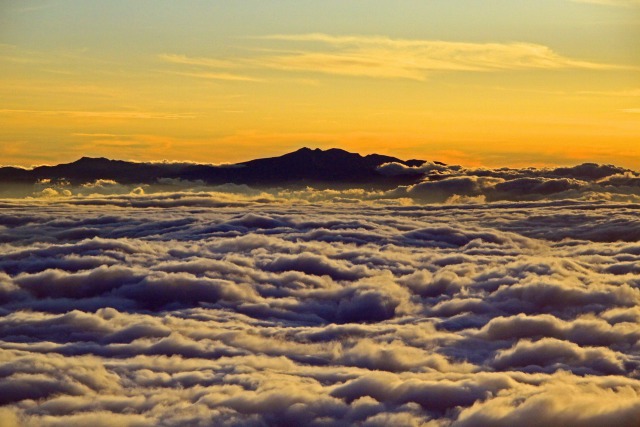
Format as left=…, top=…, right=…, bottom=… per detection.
left=0, top=147, right=427, bottom=189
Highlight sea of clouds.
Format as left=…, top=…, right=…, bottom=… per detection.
left=2, top=159, right=638, bottom=205
left=1, top=162, right=640, bottom=426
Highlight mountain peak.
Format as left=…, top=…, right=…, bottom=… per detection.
left=293, top=147, right=315, bottom=153
left=288, top=147, right=353, bottom=156
left=74, top=156, right=111, bottom=164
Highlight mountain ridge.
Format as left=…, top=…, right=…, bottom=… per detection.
left=0, top=147, right=427, bottom=190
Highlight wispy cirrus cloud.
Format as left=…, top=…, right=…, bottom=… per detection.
left=569, top=0, right=640, bottom=6
left=165, top=70, right=263, bottom=82
left=579, top=88, right=640, bottom=97
left=159, top=53, right=263, bottom=82
left=157, top=53, right=239, bottom=69
left=0, top=109, right=194, bottom=120
left=259, top=34, right=622, bottom=79
left=160, top=34, right=624, bottom=81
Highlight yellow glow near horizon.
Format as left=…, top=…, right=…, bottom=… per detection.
left=0, top=1, right=638, bottom=168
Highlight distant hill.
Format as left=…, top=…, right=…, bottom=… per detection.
left=0, top=148, right=427, bottom=190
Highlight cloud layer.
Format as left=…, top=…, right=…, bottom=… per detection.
left=160, top=34, right=621, bottom=81
left=7, top=158, right=640, bottom=206
left=0, top=191, right=639, bottom=425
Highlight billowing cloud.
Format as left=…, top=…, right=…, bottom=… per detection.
left=376, top=160, right=640, bottom=204
left=0, top=194, right=639, bottom=425
left=4, top=157, right=640, bottom=205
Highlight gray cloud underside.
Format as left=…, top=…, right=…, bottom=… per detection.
left=1, top=197, right=640, bottom=426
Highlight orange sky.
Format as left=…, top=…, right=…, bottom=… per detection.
left=1, top=1, right=639, bottom=168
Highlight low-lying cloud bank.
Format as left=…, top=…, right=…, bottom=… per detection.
left=377, top=161, right=640, bottom=204
left=0, top=193, right=639, bottom=426
left=2, top=160, right=639, bottom=206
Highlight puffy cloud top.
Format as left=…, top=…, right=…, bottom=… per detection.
left=0, top=193, right=639, bottom=425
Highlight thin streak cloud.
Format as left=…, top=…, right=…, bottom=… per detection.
left=0, top=109, right=195, bottom=120
left=579, top=89, right=640, bottom=97
left=569, top=0, right=640, bottom=6
left=259, top=34, right=623, bottom=77
left=165, top=71, right=263, bottom=82
left=158, top=54, right=239, bottom=69
left=161, top=34, right=625, bottom=81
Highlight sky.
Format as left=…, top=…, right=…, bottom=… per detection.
left=0, top=0, right=638, bottom=168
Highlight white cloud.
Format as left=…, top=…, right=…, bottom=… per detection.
left=0, top=194, right=639, bottom=424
